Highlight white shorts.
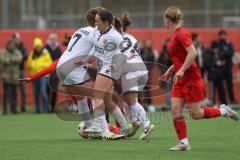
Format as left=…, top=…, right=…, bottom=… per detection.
left=121, top=70, right=148, bottom=94
left=99, top=64, right=122, bottom=80
left=57, top=65, right=91, bottom=85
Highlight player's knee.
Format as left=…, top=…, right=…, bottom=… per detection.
left=125, top=99, right=136, bottom=106
left=123, top=95, right=136, bottom=106
left=171, top=106, right=183, bottom=116
left=190, top=111, right=203, bottom=120
left=172, top=109, right=183, bottom=118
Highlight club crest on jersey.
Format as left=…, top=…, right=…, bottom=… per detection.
left=104, top=42, right=117, bottom=51
left=103, top=39, right=108, bottom=44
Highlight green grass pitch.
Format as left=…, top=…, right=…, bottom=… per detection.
left=0, top=112, right=239, bottom=160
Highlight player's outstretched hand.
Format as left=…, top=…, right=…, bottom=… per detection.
left=173, top=70, right=184, bottom=85
left=161, top=71, right=171, bottom=81
left=160, top=65, right=175, bottom=81
left=161, top=67, right=173, bottom=81
left=18, top=78, right=31, bottom=85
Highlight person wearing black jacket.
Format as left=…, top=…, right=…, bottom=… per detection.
left=218, top=30, right=236, bottom=104
left=12, top=33, right=28, bottom=113
left=204, top=41, right=227, bottom=104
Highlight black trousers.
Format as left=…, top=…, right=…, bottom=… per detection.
left=213, top=79, right=227, bottom=104
left=2, top=83, right=18, bottom=114
left=223, top=68, right=235, bottom=103
left=48, top=86, right=57, bottom=113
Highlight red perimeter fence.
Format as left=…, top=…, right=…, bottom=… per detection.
left=1, top=28, right=240, bottom=105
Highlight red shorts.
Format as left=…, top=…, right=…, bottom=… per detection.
left=171, top=78, right=205, bottom=104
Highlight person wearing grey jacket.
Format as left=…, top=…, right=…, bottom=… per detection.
left=12, top=33, right=28, bottom=113
left=0, top=40, right=23, bottom=114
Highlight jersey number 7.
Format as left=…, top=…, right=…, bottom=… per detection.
left=68, top=33, right=82, bottom=52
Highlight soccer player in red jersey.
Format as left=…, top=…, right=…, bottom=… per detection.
left=161, top=6, right=239, bottom=151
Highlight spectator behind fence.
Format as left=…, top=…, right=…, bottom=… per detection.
left=139, top=40, right=157, bottom=112
left=192, top=33, right=205, bottom=77
left=204, top=41, right=227, bottom=105
left=218, top=30, right=236, bottom=104
left=27, top=38, right=52, bottom=113
left=0, top=40, right=23, bottom=114
left=45, top=33, right=62, bottom=112
left=157, top=38, right=172, bottom=110
left=12, top=33, right=28, bottom=113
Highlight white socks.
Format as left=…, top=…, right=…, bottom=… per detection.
left=78, top=97, right=109, bottom=134
left=111, top=106, right=128, bottom=129
left=91, top=104, right=110, bottom=134
left=219, top=107, right=228, bottom=116
left=180, top=138, right=189, bottom=145
left=93, top=113, right=110, bottom=134
left=126, top=102, right=150, bottom=128
left=77, top=98, right=92, bottom=128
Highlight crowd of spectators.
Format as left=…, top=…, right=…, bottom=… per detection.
left=0, top=29, right=237, bottom=114
left=0, top=33, right=62, bottom=114
left=139, top=29, right=236, bottom=111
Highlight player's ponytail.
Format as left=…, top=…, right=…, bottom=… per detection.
left=120, top=14, right=132, bottom=32
left=61, top=33, right=71, bottom=47
left=113, top=17, right=122, bottom=34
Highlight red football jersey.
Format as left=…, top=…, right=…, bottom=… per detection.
left=168, top=27, right=202, bottom=80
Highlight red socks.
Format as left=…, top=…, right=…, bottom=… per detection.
left=173, top=107, right=221, bottom=141
left=203, top=107, right=221, bottom=119
left=173, top=116, right=188, bottom=140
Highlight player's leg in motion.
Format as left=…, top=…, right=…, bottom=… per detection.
left=170, top=99, right=239, bottom=151
left=83, top=75, right=124, bottom=139
left=77, top=97, right=93, bottom=128
left=75, top=96, right=94, bottom=139
left=103, top=93, right=134, bottom=136
left=63, top=84, right=94, bottom=128
left=123, top=92, right=154, bottom=140
left=170, top=97, right=190, bottom=151
left=63, top=76, right=130, bottom=138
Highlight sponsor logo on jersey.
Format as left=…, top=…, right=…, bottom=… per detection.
left=95, top=46, right=104, bottom=54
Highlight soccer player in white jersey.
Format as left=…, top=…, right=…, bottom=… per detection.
left=83, top=10, right=134, bottom=139
left=56, top=8, right=131, bottom=139
left=113, top=15, right=155, bottom=140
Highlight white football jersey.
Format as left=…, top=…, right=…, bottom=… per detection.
left=122, top=32, right=143, bottom=64
left=57, top=26, right=95, bottom=67
left=121, top=33, right=148, bottom=92
left=92, top=26, right=126, bottom=65
left=121, top=32, right=147, bottom=74
left=56, top=26, right=95, bottom=85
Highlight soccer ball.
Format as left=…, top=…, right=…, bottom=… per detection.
left=69, top=102, right=78, bottom=113
left=77, top=121, right=88, bottom=139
